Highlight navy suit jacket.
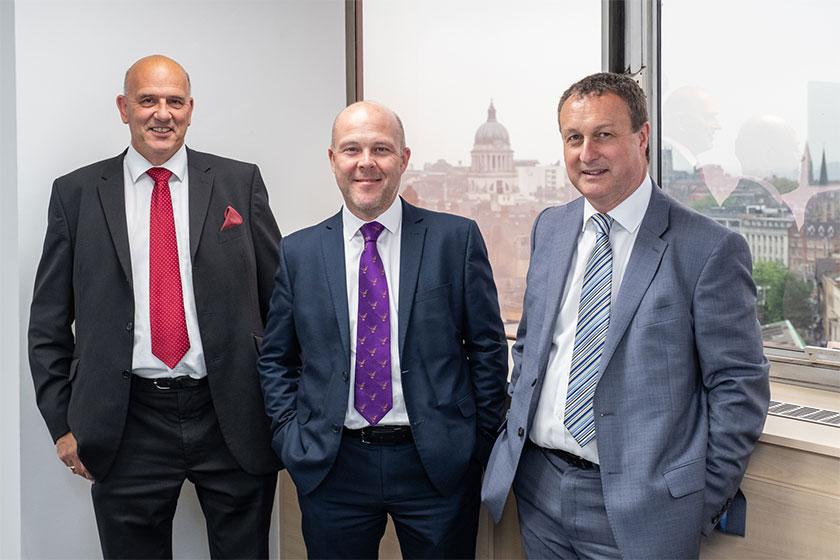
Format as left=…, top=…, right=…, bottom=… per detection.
left=482, top=185, right=770, bottom=559
left=259, top=199, right=508, bottom=496
left=28, top=148, right=282, bottom=479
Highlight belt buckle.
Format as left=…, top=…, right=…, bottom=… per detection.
left=152, top=378, right=172, bottom=390
left=360, top=428, right=374, bottom=445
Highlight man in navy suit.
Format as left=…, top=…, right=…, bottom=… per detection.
left=481, top=73, right=769, bottom=558
left=259, top=101, right=508, bottom=559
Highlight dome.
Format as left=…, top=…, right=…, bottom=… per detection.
left=474, top=101, right=510, bottom=148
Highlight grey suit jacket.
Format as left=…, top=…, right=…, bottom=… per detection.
left=482, top=185, right=769, bottom=559
left=29, top=148, right=282, bottom=479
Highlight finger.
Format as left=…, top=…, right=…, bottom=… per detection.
left=76, top=460, right=93, bottom=481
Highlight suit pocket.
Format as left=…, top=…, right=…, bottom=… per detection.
left=456, top=394, right=476, bottom=417
left=217, top=224, right=244, bottom=244
left=663, top=457, right=706, bottom=498
left=636, top=301, right=684, bottom=328
left=414, top=283, right=451, bottom=303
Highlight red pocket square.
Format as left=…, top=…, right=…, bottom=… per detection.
left=221, top=205, right=243, bottom=232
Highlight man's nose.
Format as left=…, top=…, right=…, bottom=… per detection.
left=580, top=138, right=598, bottom=162
left=153, top=101, right=172, bottom=121
left=358, top=150, right=376, bottom=167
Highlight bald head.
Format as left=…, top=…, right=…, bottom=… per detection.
left=331, top=101, right=406, bottom=151
left=124, top=55, right=191, bottom=96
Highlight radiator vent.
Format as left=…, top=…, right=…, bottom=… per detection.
left=767, top=400, right=840, bottom=427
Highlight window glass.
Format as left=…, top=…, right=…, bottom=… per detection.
left=661, top=0, right=840, bottom=350
left=363, top=0, right=601, bottom=328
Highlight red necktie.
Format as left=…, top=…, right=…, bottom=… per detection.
left=147, top=167, right=190, bottom=369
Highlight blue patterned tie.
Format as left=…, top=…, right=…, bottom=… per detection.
left=354, top=222, right=392, bottom=425
left=565, top=213, right=613, bottom=447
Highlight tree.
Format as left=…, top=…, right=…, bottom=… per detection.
left=752, top=260, right=816, bottom=340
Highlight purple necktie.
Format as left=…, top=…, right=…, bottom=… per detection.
left=354, top=221, right=392, bottom=425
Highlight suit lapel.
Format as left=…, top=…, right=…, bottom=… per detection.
left=186, top=148, right=214, bottom=261
left=321, top=212, right=350, bottom=359
left=599, top=185, right=669, bottom=374
left=533, top=200, right=582, bottom=375
left=97, top=152, right=132, bottom=285
left=398, top=200, right=427, bottom=358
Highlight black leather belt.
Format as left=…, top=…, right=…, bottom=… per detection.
left=344, top=425, right=413, bottom=445
left=132, top=375, right=207, bottom=391
left=541, top=445, right=599, bottom=470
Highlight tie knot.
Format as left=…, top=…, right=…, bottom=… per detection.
left=360, top=221, right=385, bottom=243
left=591, top=213, right=613, bottom=237
left=147, top=167, right=172, bottom=185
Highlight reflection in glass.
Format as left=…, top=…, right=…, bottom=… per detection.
left=662, top=0, right=840, bottom=350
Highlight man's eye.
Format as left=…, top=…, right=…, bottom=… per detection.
left=566, top=135, right=582, bottom=144
left=343, top=147, right=359, bottom=154
left=374, top=146, right=390, bottom=154
left=169, top=99, right=184, bottom=108
left=598, top=132, right=613, bottom=139
left=139, top=98, right=155, bottom=106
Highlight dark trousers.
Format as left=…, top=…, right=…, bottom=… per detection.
left=91, top=378, right=277, bottom=559
left=296, top=434, right=481, bottom=559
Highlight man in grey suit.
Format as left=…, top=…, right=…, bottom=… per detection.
left=481, top=72, right=770, bottom=559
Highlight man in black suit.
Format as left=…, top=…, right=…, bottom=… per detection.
left=28, top=55, right=281, bottom=559
left=258, top=101, right=508, bottom=559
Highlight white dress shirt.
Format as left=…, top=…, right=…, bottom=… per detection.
left=342, top=197, right=409, bottom=428
left=124, top=145, right=207, bottom=379
left=530, top=177, right=652, bottom=463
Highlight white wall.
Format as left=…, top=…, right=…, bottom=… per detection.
left=1, top=0, right=22, bottom=558
left=10, top=0, right=347, bottom=557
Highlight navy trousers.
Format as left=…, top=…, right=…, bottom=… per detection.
left=297, top=433, right=482, bottom=559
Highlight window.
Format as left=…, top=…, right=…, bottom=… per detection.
left=363, top=0, right=601, bottom=328
left=661, top=0, right=840, bottom=354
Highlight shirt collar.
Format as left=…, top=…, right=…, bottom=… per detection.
left=582, top=175, right=652, bottom=234
left=125, top=144, right=188, bottom=185
left=342, top=195, right=403, bottom=242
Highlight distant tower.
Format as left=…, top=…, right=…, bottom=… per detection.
left=820, top=147, right=829, bottom=185
left=801, top=142, right=813, bottom=187
left=468, top=100, right=518, bottom=204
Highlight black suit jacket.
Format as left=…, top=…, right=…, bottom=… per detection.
left=28, top=148, right=282, bottom=480
left=258, top=199, right=508, bottom=496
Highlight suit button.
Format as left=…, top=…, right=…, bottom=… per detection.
left=125, top=321, right=133, bottom=331
left=332, top=424, right=341, bottom=433
left=342, top=371, right=349, bottom=382
left=517, top=427, right=524, bottom=437
left=122, top=370, right=130, bottom=379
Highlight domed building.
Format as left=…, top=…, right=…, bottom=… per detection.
left=468, top=101, right=518, bottom=205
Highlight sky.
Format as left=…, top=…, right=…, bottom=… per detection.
left=364, top=0, right=840, bottom=177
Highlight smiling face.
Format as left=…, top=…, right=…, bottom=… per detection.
left=116, top=56, right=193, bottom=165
left=328, top=102, right=411, bottom=221
left=559, top=92, right=650, bottom=213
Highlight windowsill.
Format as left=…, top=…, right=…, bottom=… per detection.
left=762, top=380, right=840, bottom=458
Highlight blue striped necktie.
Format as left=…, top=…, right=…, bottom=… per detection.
left=565, top=212, right=613, bottom=447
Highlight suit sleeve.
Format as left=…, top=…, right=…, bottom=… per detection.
left=463, top=220, right=509, bottom=465
left=248, top=165, right=282, bottom=323
left=28, top=181, right=76, bottom=442
left=694, top=230, right=770, bottom=535
left=508, top=207, right=547, bottom=395
left=258, top=239, right=301, bottom=456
